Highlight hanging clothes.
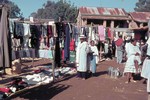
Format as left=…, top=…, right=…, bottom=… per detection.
left=98, top=25, right=105, bottom=41
left=41, top=24, right=47, bottom=37
left=9, top=18, right=15, bottom=34
left=85, top=27, right=89, bottom=37
left=92, top=27, right=97, bottom=41
left=13, top=22, right=24, bottom=46
left=88, top=27, right=92, bottom=42
left=54, top=22, right=62, bottom=67
left=72, top=26, right=79, bottom=48
left=107, top=28, right=111, bottom=38
left=23, top=23, right=31, bottom=48
left=47, top=25, right=53, bottom=37
left=81, top=27, right=86, bottom=36
left=47, top=25, right=53, bottom=47
left=0, top=6, right=11, bottom=68
left=64, top=24, right=71, bottom=61
left=14, top=22, right=24, bottom=37
left=70, top=39, right=75, bottom=51
left=105, top=28, right=108, bottom=39
left=30, top=25, right=40, bottom=49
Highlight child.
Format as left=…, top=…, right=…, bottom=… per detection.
left=89, top=40, right=99, bottom=76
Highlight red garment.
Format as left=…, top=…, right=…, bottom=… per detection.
left=107, top=28, right=111, bottom=38
left=115, top=38, right=123, bottom=46
left=134, top=33, right=141, bottom=40
left=0, top=88, right=10, bottom=93
left=70, top=39, right=75, bottom=51
left=62, top=49, right=64, bottom=60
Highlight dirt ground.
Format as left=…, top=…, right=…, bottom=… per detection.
left=0, top=58, right=149, bottom=100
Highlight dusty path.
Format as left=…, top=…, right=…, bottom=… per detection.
left=2, top=59, right=149, bottom=100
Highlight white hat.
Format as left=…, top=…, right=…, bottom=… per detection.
left=126, top=36, right=131, bottom=41
left=79, top=35, right=86, bottom=39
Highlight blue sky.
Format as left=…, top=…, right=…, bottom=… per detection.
left=11, top=0, right=138, bottom=18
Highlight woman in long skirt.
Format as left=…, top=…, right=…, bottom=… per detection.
left=124, top=39, right=141, bottom=83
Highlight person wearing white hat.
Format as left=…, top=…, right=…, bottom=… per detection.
left=76, top=35, right=89, bottom=80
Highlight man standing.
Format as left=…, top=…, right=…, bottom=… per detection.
left=76, top=35, right=89, bottom=80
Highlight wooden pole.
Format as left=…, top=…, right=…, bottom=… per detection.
left=52, top=50, right=55, bottom=82
left=52, top=37, right=56, bottom=82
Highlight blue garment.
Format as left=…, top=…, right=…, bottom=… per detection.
left=73, top=26, right=78, bottom=40
left=64, top=24, right=70, bottom=61
left=116, top=46, right=123, bottom=64
left=90, top=55, right=97, bottom=73
left=15, top=22, right=24, bottom=37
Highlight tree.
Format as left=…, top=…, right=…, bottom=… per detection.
left=31, top=0, right=78, bottom=23
left=134, top=0, right=150, bottom=12
left=0, top=0, right=22, bottom=18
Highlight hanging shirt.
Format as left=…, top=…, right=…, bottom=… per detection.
left=98, top=25, right=105, bottom=41
left=70, top=39, right=75, bottom=51
left=15, top=22, right=24, bottom=37
left=23, top=23, right=31, bottom=36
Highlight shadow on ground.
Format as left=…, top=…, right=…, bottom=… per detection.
left=86, top=71, right=108, bottom=79
left=6, top=74, right=75, bottom=100
left=95, top=71, right=108, bottom=77
left=7, top=83, right=71, bottom=100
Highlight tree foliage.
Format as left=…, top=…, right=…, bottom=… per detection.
left=0, top=0, right=22, bottom=18
left=134, top=0, right=150, bottom=12
left=31, top=0, right=78, bottom=23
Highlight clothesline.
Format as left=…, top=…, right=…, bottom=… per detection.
left=14, top=20, right=49, bottom=25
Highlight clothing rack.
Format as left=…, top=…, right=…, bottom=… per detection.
left=12, top=19, right=56, bottom=80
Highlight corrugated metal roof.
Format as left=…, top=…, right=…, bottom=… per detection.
left=129, top=12, right=150, bottom=23
left=79, top=7, right=128, bottom=16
